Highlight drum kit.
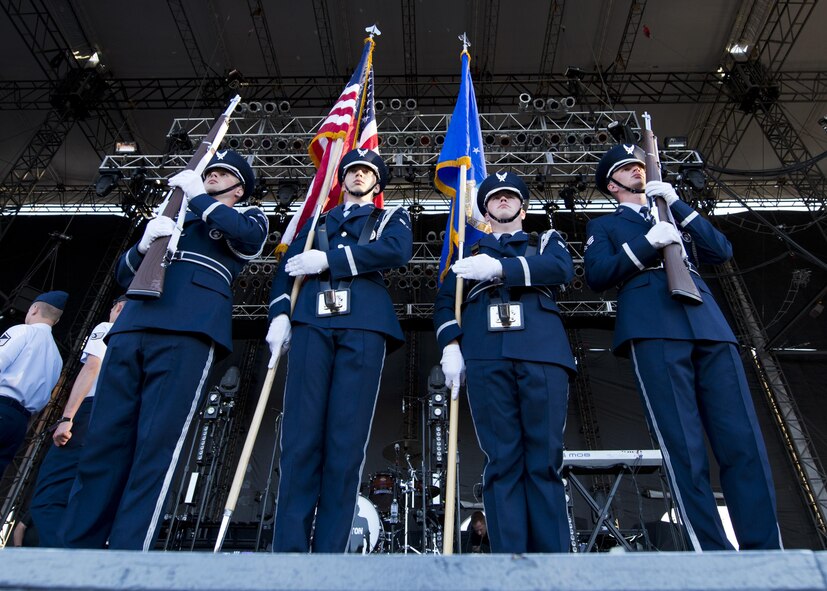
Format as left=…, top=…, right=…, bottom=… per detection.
left=348, top=438, right=443, bottom=554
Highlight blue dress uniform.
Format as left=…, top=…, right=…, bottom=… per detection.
left=0, top=291, right=65, bottom=477
left=434, top=230, right=577, bottom=553
left=30, top=321, right=111, bottom=547
left=61, top=151, right=268, bottom=550
left=584, top=177, right=781, bottom=549
left=270, top=201, right=412, bottom=553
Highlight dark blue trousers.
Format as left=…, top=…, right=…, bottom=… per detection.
left=630, top=339, right=781, bottom=551
left=273, top=324, right=386, bottom=553
left=30, top=397, right=94, bottom=547
left=0, top=398, right=29, bottom=477
left=60, top=331, right=214, bottom=550
left=466, top=359, right=571, bottom=553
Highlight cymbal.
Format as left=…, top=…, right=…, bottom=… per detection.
left=382, top=439, right=422, bottom=462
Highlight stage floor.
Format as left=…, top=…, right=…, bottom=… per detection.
left=0, top=548, right=825, bottom=591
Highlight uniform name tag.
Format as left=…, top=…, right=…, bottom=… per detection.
left=316, top=289, right=351, bottom=317
left=487, top=302, right=524, bottom=331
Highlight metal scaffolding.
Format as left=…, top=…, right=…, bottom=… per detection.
left=715, top=259, right=827, bottom=548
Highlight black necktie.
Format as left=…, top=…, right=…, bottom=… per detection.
left=640, top=206, right=653, bottom=223
left=344, top=203, right=360, bottom=217
left=499, top=233, right=512, bottom=244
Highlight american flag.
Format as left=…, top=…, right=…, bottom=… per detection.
left=279, top=37, right=378, bottom=250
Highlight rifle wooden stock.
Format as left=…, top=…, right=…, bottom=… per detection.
left=126, top=188, right=184, bottom=299
left=640, top=116, right=703, bottom=305
left=127, top=95, right=241, bottom=299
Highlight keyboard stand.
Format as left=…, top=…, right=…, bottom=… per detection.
left=563, top=459, right=665, bottom=552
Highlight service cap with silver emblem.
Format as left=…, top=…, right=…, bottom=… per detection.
left=477, top=171, right=529, bottom=215
left=337, top=148, right=389, bottom=191
left=595, top=143, right=646, bottom=194
left=203, top=149, right=257, bottom=200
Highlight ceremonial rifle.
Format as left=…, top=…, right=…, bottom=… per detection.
left=641, top=112, right=703, bottom=305
left=127, top=95, right=242, bottom=299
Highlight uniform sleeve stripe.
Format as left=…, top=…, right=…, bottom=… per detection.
left=201, top=201, right=222, bottom=222
left=126, top=249, right=139, bottom=274
left=517, top=256, right=531, bottom=286
left=269, top=294, right=290, bottom=308
left=436, top=319, right=458, bottom=339
left=344, top=245, right=358, bottom=275
left=680, top=211, right=698, bottom=227
left=622, top=242, right=646, bottom=270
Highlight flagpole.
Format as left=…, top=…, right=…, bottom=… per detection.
left=213, top=139, right=344, bottom=553
left=442, top=162, right=468, bottom=555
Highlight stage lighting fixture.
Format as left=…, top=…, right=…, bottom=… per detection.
left=532, top=97, right=546, bottom=111
left=167, top=130, right=193, bottom=152
left=607, top=120, right=636, bottom=144
left=679, top=164, right=708, bottom=192
left=115, top=141, right=137, bottom=154
left=260, top=137, right=273, bottom=150
left=435, top=134, right=445, bottom=146
left=278, top=100, right=291, bottom=114
left=389, top=98, right=403, bottom=111
left=405, top=98, right=418, bottom=111
left=95, top=167, right=122, bottom=197
left=242, top=137, right=257, bottom=150
left=561, top=96, right=576, bottom=109
left=246, top=101, right=262, bottom=114
left=535, top=173, right=546, bottom=193
left=559, top=186, right=576, bottom=210
left=227, top=137, right=241, bottom=149
left=276, top=138, right=288, bottom=150
left=375, top=100, right=386, bottom=112
left=818, top=115, right=827, bottom=133
left=226, top=69, right=245, bottom=89
left=263, top=102, right=277, bottom=115
left=518, top=93, right=531, bottom=111
left=404, top=161, right=417, bottom=184
left=276, top=181, right=300, bottom=206
left=664, top=136, right=688, bottom=149
left=546, top=98, right=561, bottom=111
left=564, top=66, right=585, bottom=80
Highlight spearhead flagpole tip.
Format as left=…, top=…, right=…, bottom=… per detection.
left=458, top=32, right=470, bottom=52
left=366, top=24, right=381, bottom=38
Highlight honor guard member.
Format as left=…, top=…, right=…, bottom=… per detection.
left=0, top=291, right=66, bottom=476
left=30, top=295, right=126, bottom=547
left=266, top=148, right=412, bottom=553
left=61, top=150, right=268, bottom=550
left=584, top=144, right=781, bottom=551
left=434, top=172, right=576, bottom=553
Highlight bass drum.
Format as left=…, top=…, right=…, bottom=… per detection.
left=348, top=495, right=384, bottom=554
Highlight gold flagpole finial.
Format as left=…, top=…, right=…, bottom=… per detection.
left=366, top=24, right=381, bottom=38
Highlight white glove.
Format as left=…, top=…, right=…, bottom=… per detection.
left=168, top=169, right=206, bottom=202
left=266, top=314, right=291, bottom=368
left=285, top=250, right=330, bottom=276
left=440, top=343, right=465, bottom=400
left=645, top=221, right=682, bottom=249
left=645, top=180, right=680, bottom=206
left=137, top=216, right=176, bottom=254
left=452, top=254, right=503, bottom=282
